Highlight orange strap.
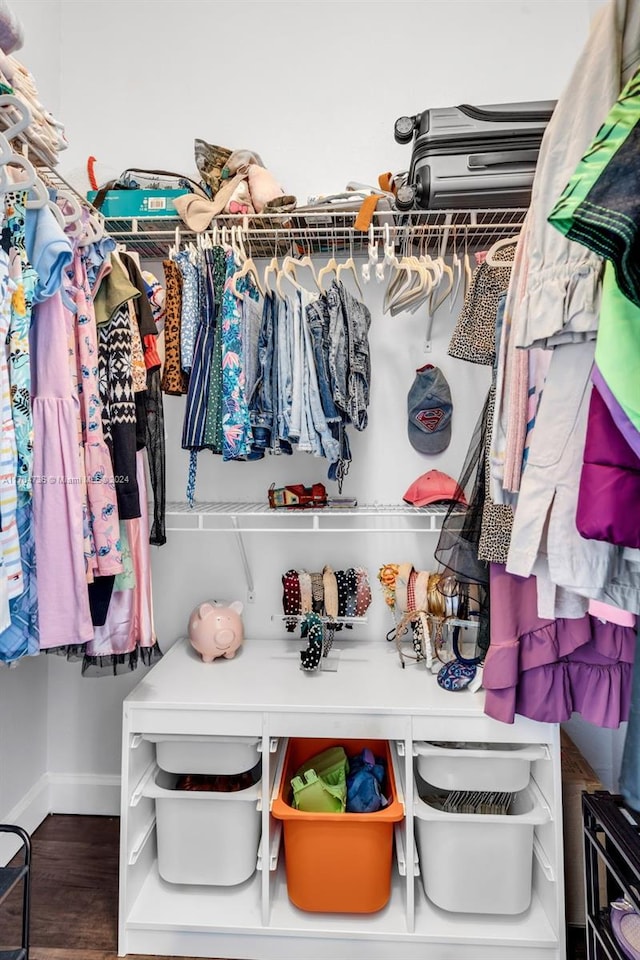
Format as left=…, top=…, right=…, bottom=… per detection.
left=378, top=171, right=395, bottom=194
left=354, top=193, right=385, bottom=232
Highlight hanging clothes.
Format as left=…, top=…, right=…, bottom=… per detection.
left=94, top=256, right=141, bottom=520
left=68, top=249, right=123, bottom=577
left=160, top=258, right=188, bottom=395
left=174, top=248, right=200, bottom=374
left=0, top=191, right=46, bottom=663
left=484, top=563, right=635, bottom=727
left=202, top=246, right=226, bottom=455
left=84, top=450, right=160, bottom=675
left=30, top=290, right=93, bottom=650
left=181, top=245, right=219, bottom=502
left=445, top=246, right=516, bottom=565
left=141, top=269, right=166, bottom=546
left=221, top=249, right=259, bottom=461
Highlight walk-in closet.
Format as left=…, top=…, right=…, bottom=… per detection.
left=1, top=2, right=639, bottom=959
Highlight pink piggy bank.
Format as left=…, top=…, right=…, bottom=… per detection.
left=188, top=600, right=244, bottom=662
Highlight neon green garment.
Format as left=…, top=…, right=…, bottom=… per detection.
left=549, top=66, right=640, bottom=308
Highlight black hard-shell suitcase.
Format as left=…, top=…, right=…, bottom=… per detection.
left=393, top=102, right=556, bottom=211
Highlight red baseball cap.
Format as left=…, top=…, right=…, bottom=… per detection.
left=403, top=470, right=467, bottom=508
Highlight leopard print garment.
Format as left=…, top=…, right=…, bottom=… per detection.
left=448, top=244, right=516, bottom=562
left=448, top=244, right=516, bottom=366
left=160, top=259, right=189, bottom=396
left=478, top=383, right=513, bottom=563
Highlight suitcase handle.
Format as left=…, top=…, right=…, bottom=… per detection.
left=468, top=150, right=539, bottom=169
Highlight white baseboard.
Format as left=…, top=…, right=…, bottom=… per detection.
left=0, top=773, right=50, bottom=865
left=0, top=772, right=121, bottom=863
left=49, top=773, right=121, bottom=816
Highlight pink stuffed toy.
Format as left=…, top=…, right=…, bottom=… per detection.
left=246, top=164, right=285, bottom=213
left=223, top=149, right=286, bottom=214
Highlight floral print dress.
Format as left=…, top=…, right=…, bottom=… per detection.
left=221, top=250, right=259, bottom=461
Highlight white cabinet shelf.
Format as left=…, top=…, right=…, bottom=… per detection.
left=119, top=637, right=566, bottom=959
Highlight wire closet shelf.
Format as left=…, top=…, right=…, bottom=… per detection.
left=102, top=207, right=528, bottom=260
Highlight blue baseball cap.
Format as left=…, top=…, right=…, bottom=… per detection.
left=407, top=364, right=452, bottom=455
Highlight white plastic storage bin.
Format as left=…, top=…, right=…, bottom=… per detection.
left=414, top=741, right=547, bottom=793
left=144, top=734, right=261, bottom=775
left=414, top=777, right=550, bottom=915
left=144, top=768, right=262, bottom=885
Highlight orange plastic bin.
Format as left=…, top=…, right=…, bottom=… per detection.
left=272, top=738, right=404, bottom=913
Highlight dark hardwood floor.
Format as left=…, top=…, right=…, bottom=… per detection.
left=1, top=813, right=587, bottom=960
left=0, top=814, right=222, bottom=960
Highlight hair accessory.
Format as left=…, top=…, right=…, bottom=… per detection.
left=437, top=659, right=477, bottom=691
left=395, top=562, right=414, bottom=614
left=299, top=571, right=312, bottom=614
left=414, top=570, right=430, bottom=612
left=310, top=571, right=324, bottom=613
left=335, top=568, right=350, bottom=619
left=355, top=567, right=372, bottom=616
left=378, top=564, right=399, bottom=608
left=388, top=609, right=427, bottom=667
left=322, top=565, right=338, bottom=620
left=282, top=569, right=301, bottom=633
left=300, top=612, right=324, bottom=671
left=344, top=568, right=358, bottom=620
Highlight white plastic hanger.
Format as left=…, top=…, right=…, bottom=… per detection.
left=0, top=93, right=32, bottom=143
left=449, top=233, right=463, bottom=311
left=336, top=254, right=364, bottom=300
left=316, top=255, right=339, bottom=291
left=263, top=256, right=279, bottom=294
left=231, top=251, right=265, bottom=298
left=384, top=254, right=420, bottom=314
left=76, top=209, right=105, bottom=248
left=361, top=223, right=378, bottom=284
left=389, top=256, right=433, bottom=316
left=275, top=255, right=304, bottom=298
left=169, top=224, right=181, bottom=259
left=428, top=256, right=454, bottom=313
left=287, top=251, right=321, bottom=293
left=485, top=234, right=518, bottom=268
left=463, top=238, right=472, bottom=300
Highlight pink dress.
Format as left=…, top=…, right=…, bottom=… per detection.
left=31, top=290, right=93, bottom=648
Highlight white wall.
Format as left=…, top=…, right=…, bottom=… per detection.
left=2, top=0, right=625, bottom=797
left=0, top=655, right=48, bottom=817
left=0, top=0, right=60, bottom=833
